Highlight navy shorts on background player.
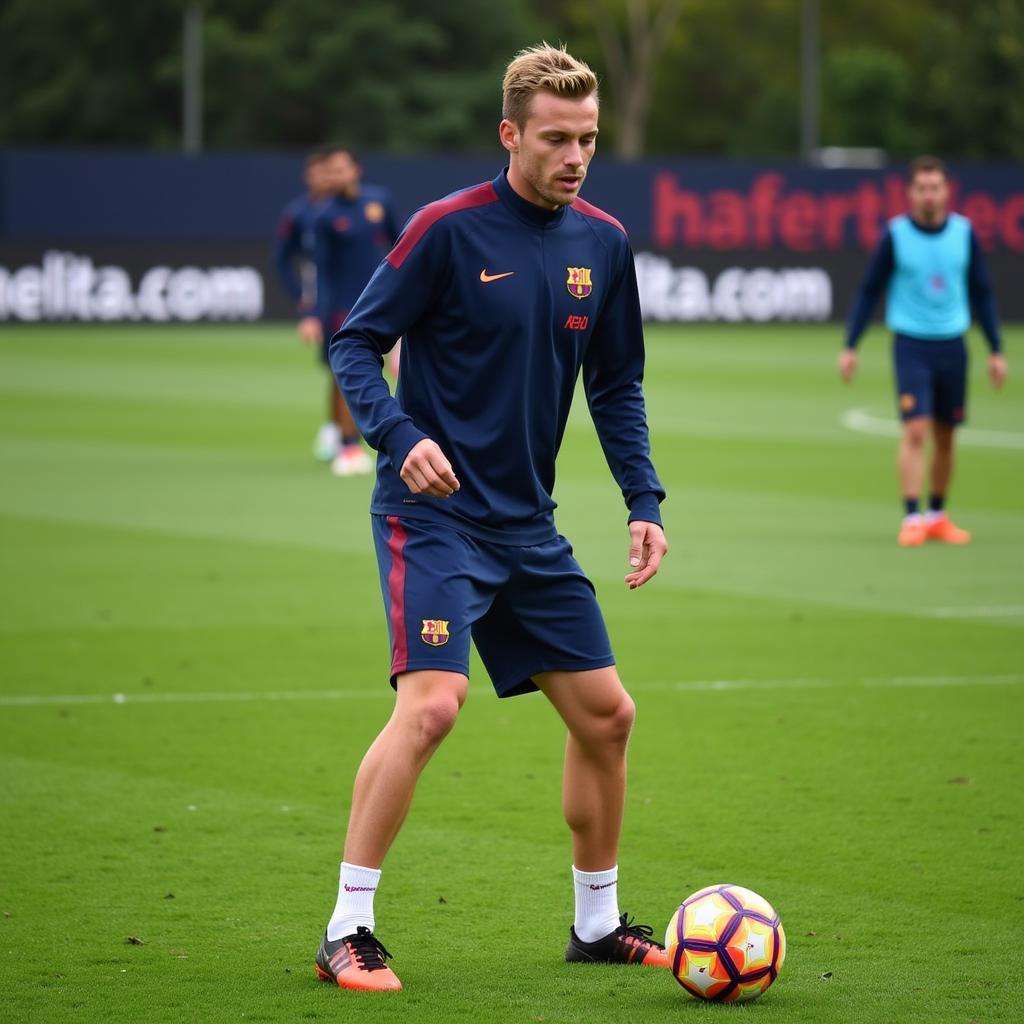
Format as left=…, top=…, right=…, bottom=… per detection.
left=892, top=334, right=967, bottom=425
left=371, top=515, right=615, bottom=698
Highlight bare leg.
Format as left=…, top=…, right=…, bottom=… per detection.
left=898, top=416, right=931, bottom=505
left=343, top=670, right=468, bottom=868
left=930, top=421, right=956, bottom=501
left=330, top=376, right=360, bottom=440
left=537, top=667, right=635, bottom=871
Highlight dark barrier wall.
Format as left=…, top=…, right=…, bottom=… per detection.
left=1, top=148, right=1022, bottom=323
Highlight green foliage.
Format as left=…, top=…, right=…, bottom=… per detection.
left=821, top=47, right=921, bottom=154
left=0, top=0, right=540, bottom=151
left=912, top=0, right=1024, bottom=159
left=539, top=0, right=1024, bottom=158
left=195, top=0, right=538, bottom=150
left=0, top=0, right=1022, bottom=155
left=0, top=0, right=181, bottom=146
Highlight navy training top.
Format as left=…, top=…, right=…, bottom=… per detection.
left=272, top=192, right=325, bottom=314
left=845, top=218, right=1002, bottom=352
left=330, top=169, right=665, bottom=545
left=313, top=185, right=400, bottom=324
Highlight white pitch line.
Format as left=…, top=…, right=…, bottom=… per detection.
left=0, top=688, right=391, bottom=708
left=841, top=408, right=1024, bottom=449
left=2, top=675, right=1022, bottom=708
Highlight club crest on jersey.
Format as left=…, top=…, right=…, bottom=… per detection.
left=364, top=200, right=385, bottom=223
left=420, top=619, right=450, bottom=646
left=566, top=267, right=593, bottom=299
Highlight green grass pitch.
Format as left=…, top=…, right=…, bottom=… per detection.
left=2, top=322, right=1022, bottom=1023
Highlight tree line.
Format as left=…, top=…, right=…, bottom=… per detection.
left=1, top=0, right=1021, bottom=159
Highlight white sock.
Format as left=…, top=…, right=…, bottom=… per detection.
left=572, top=865, right=620, bottom=943
left=903, top=512, right=924, bottom=524
left=327, top=862, right=381, bottom=941
left=924, top=510, right=944, bottom=523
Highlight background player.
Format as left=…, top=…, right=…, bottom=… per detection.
left=273, top=148, right=334, bottom=460
left=839, top=155, right=1008, bottom=546
left=273, top=148, right=330, bottom=316
left=299, top=147, right=400, bottom=476
left=315, top=44, right=669, bottom=992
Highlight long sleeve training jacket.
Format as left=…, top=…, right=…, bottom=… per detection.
left=330, top=169, right=665, bottom=545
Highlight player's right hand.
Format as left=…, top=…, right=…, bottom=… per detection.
left=400, top=439, right=460, bottom=498
left=838, top=348, right=858, bottom=383
left=298, top=316, right=323, bottom=346
left=989, top=353, right=1008, bottom=389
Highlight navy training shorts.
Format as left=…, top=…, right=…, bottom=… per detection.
left=371, top=514, right=616, bottom=698
left=892, top=334, right=967, bottom=426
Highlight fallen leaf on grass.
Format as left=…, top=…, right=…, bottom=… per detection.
left=124, top=936, right=145, bottom=946
left=947, top=776, right=974, bottom=785
left=819, top=971, right=833, bottom=981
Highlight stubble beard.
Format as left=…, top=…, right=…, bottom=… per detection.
left=531, top=169, right=584, bottom=209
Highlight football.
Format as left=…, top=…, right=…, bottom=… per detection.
left=665, top=884, right=786, bottom=1002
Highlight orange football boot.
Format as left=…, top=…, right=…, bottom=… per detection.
left=897, top=517, right=928, bottom=547
left=566, top=913, right=670, bottom=967
left=315, top=927, right=402, bottom=991
left=925, top=514, right=971, bottom=544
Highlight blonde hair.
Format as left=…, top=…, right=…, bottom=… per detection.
left=502, top=43, right=598, bottom=128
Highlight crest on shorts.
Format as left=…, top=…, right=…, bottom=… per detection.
left=420, top=619, right=450, bottom=646
left=364, top=200, right=385, bottom=223
left=566, top=266, right=593, bottom=299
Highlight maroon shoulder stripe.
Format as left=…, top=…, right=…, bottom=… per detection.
left=386, top=516, right=409, bottom=676
left=571, top=196, right=627, bottom=235
left=387, top=183, right=498, bottom=269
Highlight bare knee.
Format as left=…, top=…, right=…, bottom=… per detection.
left=903, top=419, right=929, bottom=448
left=413, top=695, right=460, bottom=750
left=394, top=672, right=466, bottom=754
left=933, top=424, right=955, bottom=452
left=582, top=692, right=636, bottom=751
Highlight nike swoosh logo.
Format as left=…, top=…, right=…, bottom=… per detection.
left=479, top=269, right=515, bottom=283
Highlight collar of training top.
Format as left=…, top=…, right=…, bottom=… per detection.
left=493, top=169, right=570, bottom=229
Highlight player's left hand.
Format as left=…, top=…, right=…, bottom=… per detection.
left=625, top=520, right=668, bottom=590
left=989, top=353, right=1008, bottom=389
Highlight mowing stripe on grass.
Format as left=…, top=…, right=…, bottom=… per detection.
left=841, top=407, right=1024, bottom=448
left=652, top=674, right=1024, bottom=692
left=3, top=673, right=1021, bottom=707
left=926, top=605, right=1024, bottom=619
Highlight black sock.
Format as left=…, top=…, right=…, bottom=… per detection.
left=904, top=497, right=920, bottom=517
left=929, top=494, right=945, bottom=514
left=341, top=435, right=360, bottom=448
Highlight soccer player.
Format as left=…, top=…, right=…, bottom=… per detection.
left=314, top=44, right=669, bottom=992
left=300, top=147, right=400, bottom=476
left=840, top=155, right=1008, bottom=546
left=273, top=148, right=334, bottom=458
left=274, top=148, right=330, bottom=313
